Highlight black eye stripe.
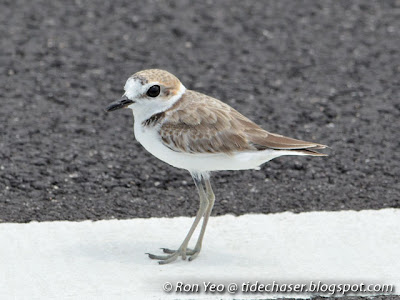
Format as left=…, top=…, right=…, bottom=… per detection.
left=146, top=85, right=161, bottom=97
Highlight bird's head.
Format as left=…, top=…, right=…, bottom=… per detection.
left=105, top=69, right=186, bottom=115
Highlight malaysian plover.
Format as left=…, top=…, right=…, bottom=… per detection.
left=106, top=69, right=327, bottom=264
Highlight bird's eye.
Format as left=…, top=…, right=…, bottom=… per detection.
left=146, top=85, right=161, bottom=97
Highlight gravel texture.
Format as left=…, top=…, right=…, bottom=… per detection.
left=1, top=0, right=399, bottom=223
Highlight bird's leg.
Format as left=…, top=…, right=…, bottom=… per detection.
left=160, top=176, right=215, bottom=261
left=147, top=173, right=209, bottom=264
left=161, top=177, right=215, bottom=261
left=188, top=177, right=215, bottom=261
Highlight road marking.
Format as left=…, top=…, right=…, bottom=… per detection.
left=0, top=209, right=399, bottom=299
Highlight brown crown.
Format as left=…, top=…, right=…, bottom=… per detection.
left=131, top=69, right=181, bottom=90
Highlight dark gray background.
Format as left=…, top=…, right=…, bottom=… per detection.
left=1, top=0, right=399, bottom=223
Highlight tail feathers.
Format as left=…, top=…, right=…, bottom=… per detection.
left=290, top=147, right=328, bottom=156
left=249, top=130, right=328, bottom=153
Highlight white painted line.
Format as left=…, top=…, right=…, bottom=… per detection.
left=0, top=209, right=399, bottom=299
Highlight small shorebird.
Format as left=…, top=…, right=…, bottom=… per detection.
left=106, top=69, right=327, bottom=264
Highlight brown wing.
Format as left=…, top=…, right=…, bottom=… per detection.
left=159, top=90, right=327, bottom=155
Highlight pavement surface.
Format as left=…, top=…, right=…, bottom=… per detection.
left=1, top=0, right=399, bottom=222
left=1, top=0, right=399, bottom=299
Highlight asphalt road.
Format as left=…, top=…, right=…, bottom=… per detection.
left=1, top=0, right=399, bottom=223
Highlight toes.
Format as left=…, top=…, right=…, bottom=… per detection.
left=147, top=247, right=201, bottom=264
left=161, top=248, right=175, bottom=254
left=160, top=248, right=196, bottom=255
left=146, top=253, right=172, bottom=260
left=158, top=254, right=179, bottom=265
left=188, top=251, right=199, bottom=261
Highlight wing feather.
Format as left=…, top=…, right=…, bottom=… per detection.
left=159, top=90, right=327, bottom=155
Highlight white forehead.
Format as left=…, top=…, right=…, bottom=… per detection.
left=124, top=77, right=158, bottom=99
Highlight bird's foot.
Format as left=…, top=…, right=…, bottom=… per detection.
left=146, top=247, right=201, bottom=264
left=161, top=247, right=201, bottom=261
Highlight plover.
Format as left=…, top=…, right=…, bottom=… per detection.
left=106, top=69, right=327, bottom=264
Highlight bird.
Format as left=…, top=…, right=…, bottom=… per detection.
left=105, top=69, right=327, bottom=264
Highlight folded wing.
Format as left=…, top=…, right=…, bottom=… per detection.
left=159, top=90, right=327, bottom=156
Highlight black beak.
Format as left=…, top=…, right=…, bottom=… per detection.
left=105, top=95, right=134, bottom=112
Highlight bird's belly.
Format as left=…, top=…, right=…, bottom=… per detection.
left=133, top=124, right=285, bottom=173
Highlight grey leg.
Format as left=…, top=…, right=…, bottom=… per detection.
left=188, top=177, right=215, bottom=261
left=161, top=176, right=215, bottom=261
left=147, top=173, right=210, bottom=264
left=157, top=176, right=215, bottom=262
